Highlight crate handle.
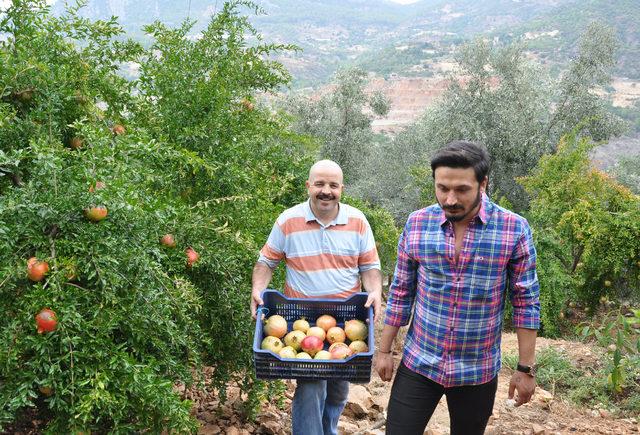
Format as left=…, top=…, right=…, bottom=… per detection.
left=256, top=306, right=269, bottom=321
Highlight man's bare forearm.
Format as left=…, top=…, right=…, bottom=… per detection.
left=515, top=327, right=537, bottom=365
left=361, top=268, right=382, bottom=294
left=252, top=262, right=273, bottom=294
left=379, top=324, right=400, bottom=353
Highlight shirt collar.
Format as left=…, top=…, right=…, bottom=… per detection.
left=438, top=192, right=491, bottom=227
left=304, top=199, right=348, bottom=226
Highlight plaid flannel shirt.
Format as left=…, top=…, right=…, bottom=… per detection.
left=384, top=194, right=540, bottom=387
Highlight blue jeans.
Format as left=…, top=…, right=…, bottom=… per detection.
left=292, top=379, right=350, bottom=435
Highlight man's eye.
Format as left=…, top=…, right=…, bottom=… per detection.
left=330, top=184, right=339, bottom=189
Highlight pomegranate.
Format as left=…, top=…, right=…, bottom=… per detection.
left=300, top=335, right=324, bottom=356
left=344, top=319, right=368, bottom=341
left=88, top=181, right=106, bottom=193
left=84, top=206, right=108, bottom=222
left=69, top=136, right=83, bottom=150
left=240, top=98, right=254, bottom=111
left=316, top=314, right=337, bottom=331
left=326, top=326, right=346, bottom=344
left=260, top=336, right=284, bottom=354
left=279, top=346, right=297, bottom=359
left=39, top=386, right=53, bottom=396
left=296, top=352, right=312, bottom=359
left=112, top=124, right=126, bottom=135
left=185, top=247, right=199, bottom=267
left=160, top=234, right=176, bottom=248
left=27, top=258, right=49, bottom=282
left=35, top=308, right=57, bottom=334
left=264, top=315, right=288, bottom=339
left=328, top=342, right=349, bottom=353
left=314, top=350, right=331, bottom=360
left=293, top=318, right=310, bottom=333
left=306, top=326, right=326, bottom=341
left=284, top=330, right=306, bottom=351
left=330, top=344, right=352, bottom=360
left=348, top=340, right=369, bottom=354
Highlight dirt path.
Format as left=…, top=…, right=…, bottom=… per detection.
left=196, top=332, right=640, bottom=435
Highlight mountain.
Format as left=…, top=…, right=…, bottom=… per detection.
left=52, top=0, right=639, bottom=85
left=499, top=0, right=640, bottom=79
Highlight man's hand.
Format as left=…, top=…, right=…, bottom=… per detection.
left=365, top=289, right=382, bottom=322
left=508, top=371, right=536, bottom=406
left=250, top=290, right=264, bottom=320
left=375, top=352, right=395, bottom=381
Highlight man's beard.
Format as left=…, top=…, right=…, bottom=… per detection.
left=440, top=189, right=482, bottom=223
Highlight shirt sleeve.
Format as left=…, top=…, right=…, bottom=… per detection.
left=508, top=221, right=541, bottom=330
left=384, top=218, right=418, bottom=327
left=358, top=217, right=381, bottom=272
left=257, top=221, right=286, bottom=269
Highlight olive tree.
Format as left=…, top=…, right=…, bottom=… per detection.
left=286, top=67, right=390, bottom=184
left=356, top=23, right=627, bottom=217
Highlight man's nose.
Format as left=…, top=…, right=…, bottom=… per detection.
left=444, top=191, right=457, bottom=205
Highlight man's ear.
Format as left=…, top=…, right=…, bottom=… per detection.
left=480, top=177, right=488, bottom=192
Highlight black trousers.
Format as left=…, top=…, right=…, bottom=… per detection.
left=386, top=362, right=498, bottom=435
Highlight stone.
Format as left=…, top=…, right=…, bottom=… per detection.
left=346, top=385, right=374, bottom=417
left=484, top=425, right=497, bottom=435
left=260, top=420, right=282, bottom=435
left=535, top=387, right=554, bottom=404
left=531, top=424, right=547, bottom=435
left=199, top=424, right=222, bottom=435
left=599, top=409, right=611, bottom=418
left=338, top=421, right=360, bottom=433
left=202, top=411, right=217, bottom=424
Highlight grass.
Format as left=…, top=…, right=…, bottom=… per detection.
left=503, top=344, right=640, bottom=416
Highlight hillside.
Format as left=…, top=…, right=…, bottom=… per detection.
left=499, top=0, right=640, bottom=80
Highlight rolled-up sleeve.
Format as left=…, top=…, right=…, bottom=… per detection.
left=384, top=220, right=418, bottom=327
left=258, top=222, right=285, bottom=269
left=509, top=222, right=540, bottom=330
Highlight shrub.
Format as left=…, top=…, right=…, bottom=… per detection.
left=0, top=0, right=311, bottom=431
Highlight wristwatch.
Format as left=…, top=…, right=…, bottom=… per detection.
left=516, top=363, right=537, bottom=377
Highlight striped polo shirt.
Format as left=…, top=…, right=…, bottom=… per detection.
left=258, top=200, right=381, bottom=299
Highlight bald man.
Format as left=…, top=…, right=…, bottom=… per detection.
left=251, top=160, right=383, bottom=435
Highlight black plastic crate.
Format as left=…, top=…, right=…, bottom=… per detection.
left=253, top=289, right=374, bottom=383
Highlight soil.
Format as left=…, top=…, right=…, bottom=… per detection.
left=4, top=327, right=639, bottom=435
left=192, top=326, right=640, bottom=435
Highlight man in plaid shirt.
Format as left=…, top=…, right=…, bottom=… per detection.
left=376, top=141, right=540, bottom=434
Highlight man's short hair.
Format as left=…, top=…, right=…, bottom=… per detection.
left=430, top=140, right=490, bottom=183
